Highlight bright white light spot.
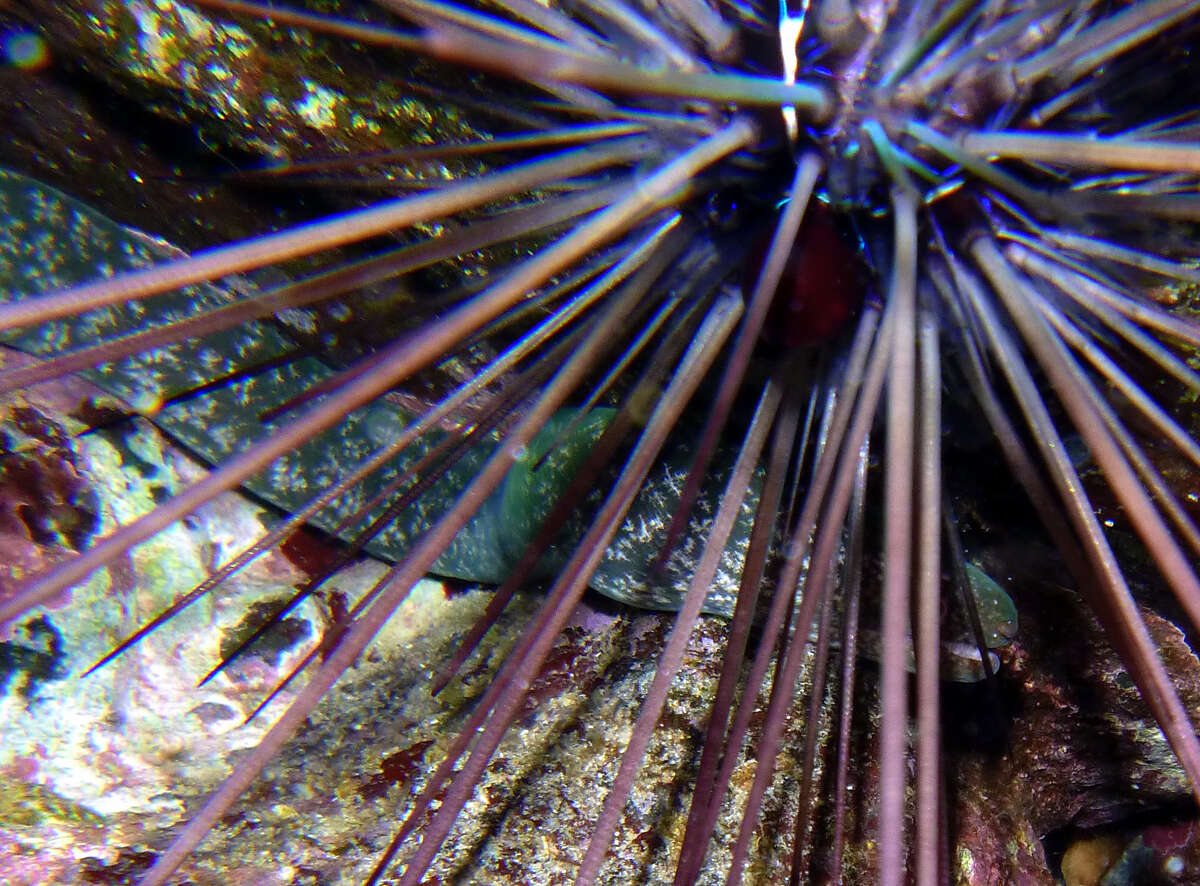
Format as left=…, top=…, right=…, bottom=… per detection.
left=295, top=80, right=340, bottom=129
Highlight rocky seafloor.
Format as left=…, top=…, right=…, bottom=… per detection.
left=3, top=368, right=1200, bottom=885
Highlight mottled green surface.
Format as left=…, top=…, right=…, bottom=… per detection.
left=965, top=561, right=1019, bottom=649
left=0, top=167, right=1025, bottom=644
left=590, top=436, right=763, bottom=616
left=34, top=0, right=490, bottom=173
left=0, top=168, right=759, bottom=615
left=0, top=165, right=483, bottom=581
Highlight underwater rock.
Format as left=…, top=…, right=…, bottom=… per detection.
left=1058, top=822, right=1197, bottom=886
left=0, top=375, right=803, bottom=883
left=26, top=0, right=492, bottom=176
left=2, top=341, right=1197, bottom=885
left=947, top=566, right=1200, bottom=885
left=0, top=351, right=333, bottom=882
left=0, top=342, right=800, bottom=884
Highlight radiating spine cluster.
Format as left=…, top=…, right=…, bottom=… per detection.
left=2, top=0, right=1200, bottom=884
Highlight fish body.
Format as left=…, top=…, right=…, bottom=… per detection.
left=0, top=168, right=1017, bottom=682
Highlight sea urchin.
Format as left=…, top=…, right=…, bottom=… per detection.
left=3, top=0, right=1200, bottom=884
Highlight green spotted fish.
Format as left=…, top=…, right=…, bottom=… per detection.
left=0, top=168, right=1017, bottom=680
